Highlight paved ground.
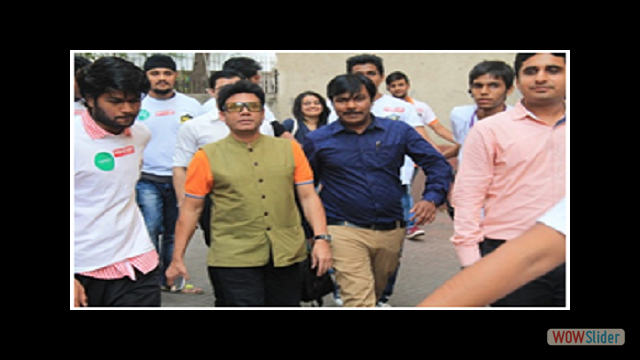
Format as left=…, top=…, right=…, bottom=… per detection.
left=161, top=171, right=461, bottom=308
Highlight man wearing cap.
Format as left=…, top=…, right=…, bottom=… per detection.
left=136, top=55, right=204, bottom=293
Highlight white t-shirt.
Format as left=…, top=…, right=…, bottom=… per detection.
left=201, top=97, right=218, bottom=113
left=173, top=110, right=275, bottom=168
left=408, top=97, right=438, bottom=127
left=371, top=94, right=422, bottom=128
left=137, top=92, right=204, bottom=176
left=537, top=198, right=567, bottom=235
left=74, top=114, right=154, bottom=273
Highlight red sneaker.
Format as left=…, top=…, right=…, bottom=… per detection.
left=406, top=226, right=425, bottom=240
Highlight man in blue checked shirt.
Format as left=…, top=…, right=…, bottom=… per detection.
left=303, top=74, right=452, bottom=307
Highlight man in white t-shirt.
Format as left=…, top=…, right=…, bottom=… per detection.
left=386, top=71, right=459, bottom=160
left=74, top=57, right=159, bottom=307
left=135, top=55, right=204, bottom=294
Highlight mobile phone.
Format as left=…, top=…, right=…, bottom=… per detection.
left=170, top=276, right=186, bottom=293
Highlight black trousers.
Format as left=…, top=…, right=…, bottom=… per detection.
left=208, top=260, right=302, bottom=307
left=481, top=238, right=566, bottom=307
left=75, top=267, right=161, bottom=307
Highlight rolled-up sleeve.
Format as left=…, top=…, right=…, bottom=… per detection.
left=451, top=126, right=494, bottom=267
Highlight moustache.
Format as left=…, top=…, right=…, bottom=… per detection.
left=531, top=85, right=554, bottom=90
left=116, top=115, right=136, bottom=122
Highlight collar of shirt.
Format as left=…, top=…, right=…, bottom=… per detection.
left=513, top=100, right=567, bottom=127
left=81, top=111, right=132, bottom=140
left=224, top=132, right=265, bottom=148
left=305, top=115, right=451, bottom=225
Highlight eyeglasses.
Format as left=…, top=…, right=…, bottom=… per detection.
left=223, top=102, right=263, bottom=113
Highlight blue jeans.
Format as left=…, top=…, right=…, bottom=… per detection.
left=136, top=179, right=178, bottom=287
left=401, top=187, right=415, bottom=228
left=402, top=168, right=420, bottom=227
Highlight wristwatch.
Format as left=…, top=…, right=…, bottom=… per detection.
left=314, top=234, right=332, bottom=243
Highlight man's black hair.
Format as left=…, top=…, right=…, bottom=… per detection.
left=346, top=54, right=385, bottom=75
left=514, top=53, right=566, bottom=78
left=222, top=57, right=263, bottom=79
left=217, top=80, right=266, bottom=112
left=386, top=71, right=410, bottom=86
left=327, top=74, right=377, bottom=102
left=468, top=61, right=515, bottom=89
left=208, top=70, right=246, bottom=89
left=74, top=56, right=92, bottom=74
left=77, top=57, right=149, bottom=106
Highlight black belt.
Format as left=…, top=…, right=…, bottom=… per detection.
left=141, top=172, right=173, bottom=184
left=327, top=220, right=406, bottom=231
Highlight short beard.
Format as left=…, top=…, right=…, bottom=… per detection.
left=91, top=104, right=135, bottom=135
left=152, top=88, right=174, bottom=96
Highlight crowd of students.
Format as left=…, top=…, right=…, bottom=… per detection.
left=73, top=52, right=566, bottom=308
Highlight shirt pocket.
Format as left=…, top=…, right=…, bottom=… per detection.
left=367, top=144, right=404, bottom=169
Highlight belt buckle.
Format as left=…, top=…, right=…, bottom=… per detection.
left=343, top=221, right=360, bottom=229
left=345, top=221, right=373, bottom=230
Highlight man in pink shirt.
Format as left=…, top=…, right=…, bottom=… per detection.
left=451, top=53, right=566, bottom=306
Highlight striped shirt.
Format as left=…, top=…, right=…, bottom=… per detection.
left=79, top=250, right=158, bottom=280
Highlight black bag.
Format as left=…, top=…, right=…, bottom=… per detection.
left=300, top=256, right=335, bottom=304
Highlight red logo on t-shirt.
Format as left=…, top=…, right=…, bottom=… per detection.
left=156, top=110, right=176, bottom=117
left=383, top=107, right=405, bottom=113
left=113, top=146, right=135, bottom=158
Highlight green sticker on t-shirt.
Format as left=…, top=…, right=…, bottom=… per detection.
left=94, top=152, right=115, bottom=171
left=138, top=109, right=150, bottom=121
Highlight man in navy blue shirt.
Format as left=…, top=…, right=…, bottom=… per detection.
left=304, top=74, right=452, bottom=307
